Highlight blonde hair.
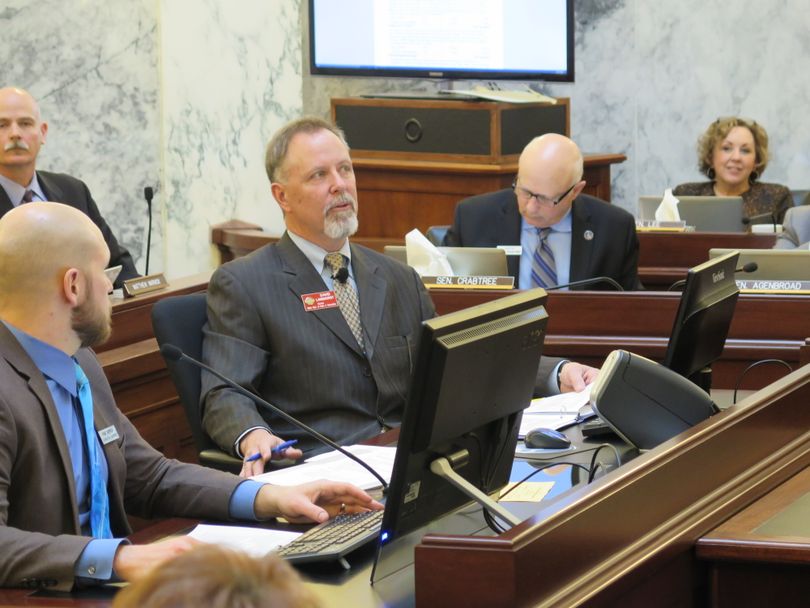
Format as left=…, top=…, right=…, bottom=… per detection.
left=697, top=117, right=770, bottom=179
left=113, top=545, right=321, bottom=608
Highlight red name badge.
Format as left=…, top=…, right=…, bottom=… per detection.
left=301, top=291, right=339, bottom=312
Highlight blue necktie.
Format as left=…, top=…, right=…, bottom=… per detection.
left=531, top=227, right=558, bottom=288
left=74, top=362, right=112, bottom=539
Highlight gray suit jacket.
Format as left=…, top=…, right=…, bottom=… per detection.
left=774, top=206, right=810, bottom=249
left=0, top=324, right=241, bottom=591
left=0, top=171, right=138, bottom=287
left=201, top=234, right=437, bottom=455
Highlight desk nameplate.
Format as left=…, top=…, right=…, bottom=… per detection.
left=422, top=275, right=515, bottom=289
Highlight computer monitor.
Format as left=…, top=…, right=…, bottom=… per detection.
left=372, top=289, right=548, bottom=583
left=710, top=248, right=810, bottom=281
left=383, top=245, right=509, bottom=276
left=663, top=250, right=740, bottom=391
left=638, top=195, right=745, bottom=232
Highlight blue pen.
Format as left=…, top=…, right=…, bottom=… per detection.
left=245, top=439, right=299, bottom=462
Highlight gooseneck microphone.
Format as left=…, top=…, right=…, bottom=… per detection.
left=742, top=212, right=778, bottom=232
left=333, top=266, right=349, bottom=284
left=545, top=276, right=624, bottom=291
left=668, top=262, right=758, bottom=291
left=159, top=344, right=389, bottom=492
left=144, top=187, right=154, bottom=275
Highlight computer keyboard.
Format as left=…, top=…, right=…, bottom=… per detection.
left=276, top=509, right=383, bottom=565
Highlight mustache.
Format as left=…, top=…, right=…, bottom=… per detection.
left=324, top=193, right=357, bottom=215
left=4, top=140, right=29, bottom=152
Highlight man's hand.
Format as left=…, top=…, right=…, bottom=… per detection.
left=113, top=536, right=201, bottom=581
left=254, top=480, right=384, bottom=524
left=238, top=428, right=304, bottom=478
left=559, top=362, right=599, bottom=393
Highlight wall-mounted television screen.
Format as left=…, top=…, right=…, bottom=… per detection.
left=309, top=0, right=574, bottom=82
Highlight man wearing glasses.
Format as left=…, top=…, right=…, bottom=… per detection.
left=444, top=133, right=640, bottom=291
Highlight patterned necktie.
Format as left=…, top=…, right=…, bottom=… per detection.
left=21, top=190, right=34, bottom=204
left=531, top=227, right=558, bottom=288
left=74, top=362, right=113, bottom=539
left=324, top=252, right=365, bottom=350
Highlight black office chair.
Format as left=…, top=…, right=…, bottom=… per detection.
left=426, top=225, right=450, bottom=246
left=152, top=293, right=242, bottom=473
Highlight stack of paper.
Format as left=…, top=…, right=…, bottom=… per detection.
left=251, top=445, right=396, bottom=491
left=519, top=386, right=592, bottom=438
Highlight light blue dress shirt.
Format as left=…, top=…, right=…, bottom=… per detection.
left=0, top=172, right=46, bottom=206
left=519, top=209, right=573, bottom=290
left=4, top=322, right=263, bottom=584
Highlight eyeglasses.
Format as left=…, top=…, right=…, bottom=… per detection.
left=512, top=178, right=578, bottom=207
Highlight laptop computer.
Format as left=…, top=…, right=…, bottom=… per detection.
left=638, top=195, right=745, bottom=232
left=709, top=248, right=810, bottom=280
left=383, top=246, right=508, bottom=276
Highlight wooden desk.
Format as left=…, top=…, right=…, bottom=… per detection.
left=697, top=466, right=810, bottom=607
left=4, top=368, right=810, bottom=607
left=351, top=153, right=626, bottom=239
left=98, top=273, right=210, bottom=463
left=638, top=231, right=777, bottom=290
left=431, top=289, right=810, bottom=391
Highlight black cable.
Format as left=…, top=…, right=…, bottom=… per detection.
left=732, top=359, right=793, bottom=404
left=587, top=443, right=622, bottom=483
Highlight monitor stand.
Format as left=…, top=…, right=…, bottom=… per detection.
left=430, top=450, right=522, bottom=527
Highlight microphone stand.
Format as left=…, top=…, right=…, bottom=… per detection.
left=144, top=187, right=154, bottom=275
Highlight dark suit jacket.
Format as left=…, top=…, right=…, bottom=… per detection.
left=0, top=171, right=138, bottom=286
left=201, top=233, right=437, bottom=455
left=443, top=189, right=641, bottom=290
left=0, top=324, right=241, bottom=591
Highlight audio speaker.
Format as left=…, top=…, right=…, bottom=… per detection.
left=331, top=97, right=569, bottom=163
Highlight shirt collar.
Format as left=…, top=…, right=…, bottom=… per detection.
left=2, top=321, right=78, bottom=396
left=521, top=206, right=573, bottom=234
left=287, top=230, right=353, bottom=275
left=0, top=172, right=45, bottom=206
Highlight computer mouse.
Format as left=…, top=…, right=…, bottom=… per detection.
left=524, top=427, right=572, bottom=450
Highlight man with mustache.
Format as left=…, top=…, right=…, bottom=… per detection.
left=201, top=117, right=597, bottom=477
left=0, top=202, right=380, bottom=590
left=0, top=87, right=138, bottom=287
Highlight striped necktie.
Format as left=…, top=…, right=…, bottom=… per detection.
left=74, top=362, right=113, bottom=539
left=324, top=252, right=365, bottom=350
left=531, top=227, right=557, bottom=289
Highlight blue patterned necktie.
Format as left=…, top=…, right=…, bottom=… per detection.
left=74, top=362, right=112, bottom=539
left=531, top=227, right=558, bottom=288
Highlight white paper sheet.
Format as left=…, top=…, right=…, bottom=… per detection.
left=188, top=524, right=302, bottom=557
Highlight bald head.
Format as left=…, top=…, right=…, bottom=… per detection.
left=0, top=202, right=108, bottom=307
left=514, top=134, right=586, bottom=228
left=0, top=87, right=41, bottom=119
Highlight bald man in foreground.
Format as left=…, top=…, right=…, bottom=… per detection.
left=0, top=202, right=380, bottom=590
left=444, top=134, right=640, bottom=291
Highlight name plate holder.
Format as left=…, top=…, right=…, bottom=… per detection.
left=422, top=275, right=515, bottom=290
left=736, top=279, right=810, bottom=294
left=123, top=273, right=169, bottom=298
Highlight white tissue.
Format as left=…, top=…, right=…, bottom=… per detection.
left=655, top=189, right=681, bottom=222
left=404, top=229, right=454, bottom=276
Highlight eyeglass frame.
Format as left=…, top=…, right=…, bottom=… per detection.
left=512, top=177, right=578, bottom=207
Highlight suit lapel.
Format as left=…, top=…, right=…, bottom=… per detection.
left=277, top=234, right=365, bottom=356
left=0, top=185, right=14, bottom=216
left=350, top=245, right=386, bottom=358
left=0, top=325, right=80, bottom=527
left=36, top=171, right=63, bottom=202
left=499, top=194, right=523, bottom=283
left=569, top=198, right=594, bottom=283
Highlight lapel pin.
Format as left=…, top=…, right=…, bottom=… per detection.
left=583, top=230, right=594, bottom=241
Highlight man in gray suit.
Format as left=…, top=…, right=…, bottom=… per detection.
left=201, top=117, right=598, bottom=477
left=774, top=206, right=810, bottom=249
left=0, top=202, right=379, bottom=590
